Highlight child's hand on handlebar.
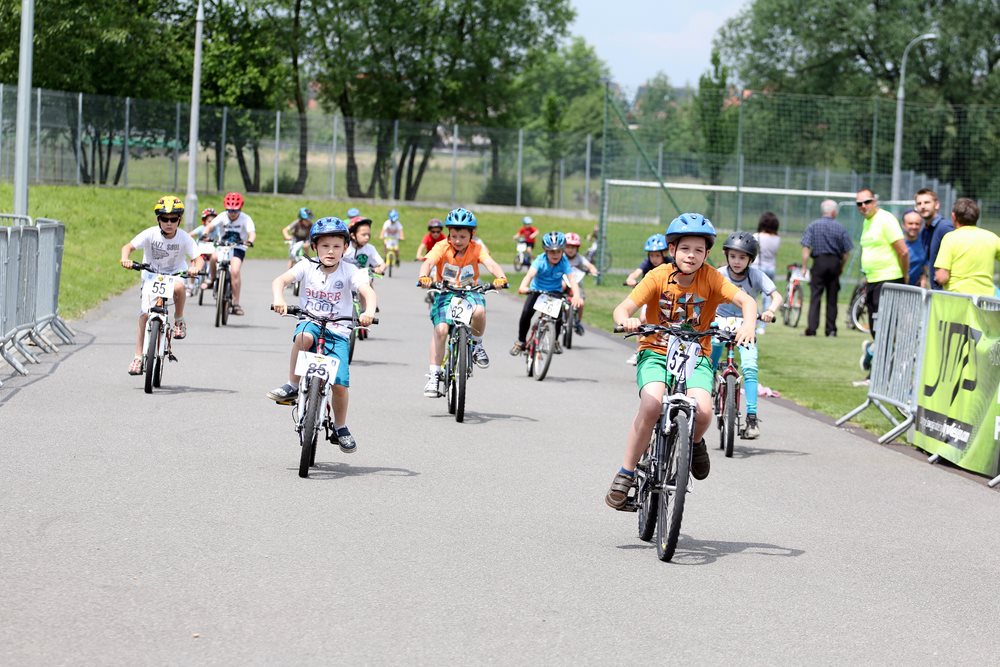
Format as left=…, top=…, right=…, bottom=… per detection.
left=359, top=312, right=376, bottom=327
left=617, top=317, right=642, bottom=333
left=492, top=278, right=508, bottom=289
left=418, top=276, right=433, bottom=288
left=735, top=322, right=756, bottom=346
left=120, top=259, right=134, bottom=269
left=272, top=301, right=288, bottom=315
left=760, top=309, right=775, bottom=323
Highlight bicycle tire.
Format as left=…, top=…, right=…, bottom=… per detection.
left=153, top=330, right=164, bottom=389
left=637, top=450, right=658, bottom=542
left=723, top=375, right=736, bottom=458
left=851, top=290, right=870, bottom=334
left=215, top=271, right=227, bottom=327
left=144, top=319, right=159, bottom=394
left=455, top=327, right=468, bottom=422
left=198, top=283, right=205, bottom=306
left=222, top=279, right=232, bottom=326
left=387, top=253, right=394, bottom=277
left=445, top=341, right=457, bottom=415
left=562, top=306, right=574, bottom=350
left=535, top=319, right=554, bottom=381
left=525, top=323, right=536, bottom=377
left=782, top=298, right=791, bottom=326
left=791, top=284, right=803, bottom=327
left=715, top=376, right=725, bottom=450
left=657, top=411, right=691, bottom=562
left=299, top=377, right=322, bottom=478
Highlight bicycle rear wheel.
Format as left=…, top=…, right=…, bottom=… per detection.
left=534, top=320, right=554, bottom=381
left=723, top=376, right=736, bottom=458
left=562, top=306, right=574, bottom=350
left=454, top=327, right=468, bottom=422
left=851, top=289, right=870, bottom=334
left=299, top=378, right=322, bottom=478
left=656, top=411, right=691, bottom=562
left=215, top=271, right=227, bottom=328
left=144, top=320, right=160, bottom=394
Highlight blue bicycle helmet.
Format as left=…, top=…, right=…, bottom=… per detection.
left=644, top=233, right=668, bottom=252
left=310, top=216, right=350, bottom=242
left=388, top=209, right=400, bottom=222
left=542, top=231, right=566, bottom=250
left=346, top=207, right=360, bottom=219
left=665, top=213, right=716, bottom=249
left=298, top=207, right=313, bottom=220
left=522, top=216, right=533, bottom=225
left=445, top=207, right=477, bottom=229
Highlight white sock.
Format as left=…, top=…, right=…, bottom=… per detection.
left=472, top=335, right=483, bottom=344
left=429, top=364, right=441, bottom=373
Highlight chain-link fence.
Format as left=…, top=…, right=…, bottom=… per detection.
left=2, top=82, right=999, bottom=225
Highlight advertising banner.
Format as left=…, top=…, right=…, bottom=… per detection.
left=913, top=295, right=1000, bottom=476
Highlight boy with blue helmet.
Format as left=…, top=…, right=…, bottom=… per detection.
left=510, top=231, right=583, bottom=356
left=624, top=234, right=672, bottom=287
left=268, top=216, right=377, bottom=453
left=605, top=213, right=758, bottom=511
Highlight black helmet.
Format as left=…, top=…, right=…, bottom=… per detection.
left=722, top=231, right=759, bottom=261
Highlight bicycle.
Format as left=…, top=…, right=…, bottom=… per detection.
left=285, top=239, right=308, bottom=296
left=419, top=282, right=502, bottom=422
left=211, top=239, right=245, bottom=328
left=524, top=290, right=567, bottom=382
left=711, top=322, right=743, bottom=459
left=193, top=239, right=215, bottom=306
left=129, top=263, right=187, bottom=395
left=845, top=278, right=870, bottom=333
left=560, top=267, right=590, bottom=350
left=271, top=305, right=377, bottom=478
left=782, top=263, right=806, bottom=327
left=513, top=237, right=532, bottom=273
left=384, top=238, right=400, bottom=277
left=348, top=269, right=379, bottom=361
left=615, top=322, right=715, bottom=562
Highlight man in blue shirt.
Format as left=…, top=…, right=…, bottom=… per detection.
left=800, top=199, right=854, bottom=336
left=901, top=210, right=927, bottom=286
left=915, top=188, right=952, bottom=289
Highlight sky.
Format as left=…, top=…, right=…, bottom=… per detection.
left=569, top=0, right=748, bottom=97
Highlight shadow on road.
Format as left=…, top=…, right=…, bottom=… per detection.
left=539, top=376, right=599, bottom=384
left=729, top=444, right=810, bottom=459
left=1, top=330, right=95, bottom=408
left=136, top=385, right=238, bottom=396
left=617, top=536, right=805, bottom=565
left=433, top=411, right=539, bottom=425
left=351, top=359, right=408, bottom=368
left=292, top=462, right=420, bottom=479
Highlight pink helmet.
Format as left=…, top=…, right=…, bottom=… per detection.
left=565, top=232, right=582, bottom=246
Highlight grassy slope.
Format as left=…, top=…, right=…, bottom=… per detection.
left=0, top=183, right=892, bottom=435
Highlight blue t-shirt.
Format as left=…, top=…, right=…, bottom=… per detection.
left=530, top=254, right=572, bottom=292
left=715, top=265, right=776, bottom=317
left=905, top=237, right=926, bottom=285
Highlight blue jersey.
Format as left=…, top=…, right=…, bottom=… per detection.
left=529, top=254, right=572, bottom=292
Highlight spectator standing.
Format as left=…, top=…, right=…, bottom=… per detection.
left=800, top=199, right=853, bottom=336
left=753, top=211, right=781, bottom=333
left=901, top=210, right=927, bottom=286
left=934, top=198, right=1000, bottom=297
left=914, top=188, right=953, bottom=289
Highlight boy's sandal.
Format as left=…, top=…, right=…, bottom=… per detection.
left=605, top=472, right=636, bottom=511
left=173, top=319, right=187, bottom=339
left=128, top=356, right=143, bottom=375
left=230, top=304, right=245, bottom=316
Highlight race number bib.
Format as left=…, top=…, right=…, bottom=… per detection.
left=533, top=293, right=563, bottom=318
left=570, top=267, right=587, bottom=284
left=216, top=246, right=233, bottom=262
left=294, top=351, right=340, bottom=383
left=141, top=274, right=176, bottom=310
left=448, top=296, right=475, bottom=325
left=197, top=242, right=216, bottom=256
left=713, top=316, right=743, bottom=332
left=665, top=336, right=699, bottom=379
left=442, top=263, right=475, bottom=287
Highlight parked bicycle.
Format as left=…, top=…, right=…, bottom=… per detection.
left=419, top=282, right=502, bottom=422
left=130, top=263, right=187, bottom=395
left=845, top=277, right=870, bottom=333
left=271, top=305, right=377, bottom=478
left=782, top=263, right=806, bottom=327
left=513, top=237, right=532, bottom=273
left=615, top=322, right=715, bottom=562
left=712, top=322, right=743, bottom=459
left=525, top=290, right=567, bottom=381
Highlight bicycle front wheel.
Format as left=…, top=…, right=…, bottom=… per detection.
left=562, top=307, right=575, bottom=350
left=455, top=327, right=468, bottom=422
left=851, top=290, right=870, bottom=334
left=445, top=340, right=457, bottom=415
left=723, top=375, right=736, bottom=458
left=299, top=378, right=322, bottom=478
left=215, top=271, right=227, bottom=327
left=534, top=320, right=554, bottom=381
left=144, top=320, right=160, bottom=394
left=637, top=448, right=658, bottom=542
left=657, top=411, right=691, bottom=562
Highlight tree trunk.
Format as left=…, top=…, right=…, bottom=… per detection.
left=404, top=135, right=436, bottom=200
left=289, top=0, right=308, bottom=194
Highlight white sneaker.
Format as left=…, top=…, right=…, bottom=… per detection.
left=423, top=373, right=442, bottom=397
left=625, top=353, right=637, bottom=366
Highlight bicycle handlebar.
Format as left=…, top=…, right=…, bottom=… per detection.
left=126, top=263, right=189, bottom=277
left=417, top=281, right=507, bottom=294
left=270, top=304, right=379, bottom=326
left=614, top=323, right=720, bottom=341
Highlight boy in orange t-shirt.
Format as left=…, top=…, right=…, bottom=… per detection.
left=606, top=213, right=758, bottom=511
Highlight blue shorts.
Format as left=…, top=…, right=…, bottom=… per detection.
left=233, top=248, right=246, bottom=261
left=293, top=321, right=350, bottom=387
left=430, top=291, right=486, bottom=327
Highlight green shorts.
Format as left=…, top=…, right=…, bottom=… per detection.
left=635, top=349, right=714, bottom=394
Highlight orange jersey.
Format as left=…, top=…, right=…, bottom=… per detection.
left=627, top=262, right=740, bottom=356
left=425, top=238, right=494, bottom=286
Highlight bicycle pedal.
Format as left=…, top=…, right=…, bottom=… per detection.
left=620, top=500, right=640, bottom=513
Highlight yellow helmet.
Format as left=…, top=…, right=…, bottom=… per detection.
left=154, top=195, right=185, bottom=216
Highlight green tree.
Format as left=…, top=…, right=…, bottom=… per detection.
left=695, top=50, right=737, bottom=221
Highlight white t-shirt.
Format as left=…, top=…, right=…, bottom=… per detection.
left=129, top=226, right=198, bottom=274
left=211, top=211, right=256, bottom=249
left=381, top=220, right=404, bottom=241
left=343, top=243, right=384, bottom=270
left=292, top=259, right=368, bottom=338
left=753, top=233, right=781, bottom=274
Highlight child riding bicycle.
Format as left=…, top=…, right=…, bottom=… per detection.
left=268, top=217, right=377, bottom=453
left=119, top=195, right=199, bottom=375
left=510, top=231, right=583, bottom=356
left=201, top=192, right=256, bottom=316
left=380, top=209, right=405, bottom=261
left=710, top=231, right=783, bottom=440
left=606, top=214, right=757, bottom=511
left=416, top=218, right=446, bottom=261
left=417, top=207, right=508, bottom=397
left=282, top=207, right=314, bottom=268
left=563, top=232, right=598, bottom=336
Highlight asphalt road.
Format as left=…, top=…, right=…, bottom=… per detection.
left=2, top=259, right=999, bottom=665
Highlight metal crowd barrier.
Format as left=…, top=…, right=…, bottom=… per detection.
left=0, top=214, right=75, bottom=385
left=836, top=284, right=931, bottom=443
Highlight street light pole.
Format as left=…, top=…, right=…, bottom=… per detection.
left=891, top=33, right=936, bottom=201
left=13, top=0, right=35, bottom=217
left=183, top=0, right=205, bottom=231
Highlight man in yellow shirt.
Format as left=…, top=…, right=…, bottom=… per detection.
left=934, top=198, right=1000, bottom=297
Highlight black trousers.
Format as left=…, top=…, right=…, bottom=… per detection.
left=865, top=277, right=904, bottom=338
left=806, top=254, right=841, bottom=335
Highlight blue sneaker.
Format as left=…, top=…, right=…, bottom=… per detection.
left=860, top=340, right=873, bottom=372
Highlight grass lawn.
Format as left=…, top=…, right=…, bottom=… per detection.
left=1, top=183, right=897, bottom=438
